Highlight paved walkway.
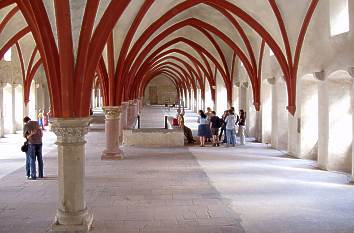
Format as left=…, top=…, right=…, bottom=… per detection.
left=0, top=107, right=353, bottom=233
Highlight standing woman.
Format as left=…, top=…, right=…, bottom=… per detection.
left=219, top=110, right=228, bottom=143
left=197, top=110, right=211, bottom=147
left=238, top=109, right=247, bottom=145
left=225, top=110, right=237, bottom=147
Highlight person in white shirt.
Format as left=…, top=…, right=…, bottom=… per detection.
left=224, top=110, right=237, bottom=147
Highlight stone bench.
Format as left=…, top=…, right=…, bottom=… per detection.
left=123, top=128, right=184, bottom=147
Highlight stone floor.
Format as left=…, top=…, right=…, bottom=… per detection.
left=0, top=107, right=354, bottom=233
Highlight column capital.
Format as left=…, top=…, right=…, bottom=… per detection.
left=242, top=82, right=249, bottom=88
left=102, top=106, right=121, bottom=120
left=51, top=118, right=90, bottom=144
left=266, top=77, right=276, bottom=85
left=11, top=82, right=19, bottom=88
left=129, top=100, right=137, bottom=106
left=0, top=82, right=7, bottom=89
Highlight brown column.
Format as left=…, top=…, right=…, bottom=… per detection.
left=101, top=106, right=123, bottom=160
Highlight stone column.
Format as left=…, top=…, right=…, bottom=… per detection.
left=255, top=110, right=262, bottom=142
left=51, top=118, right=93, bottom=232
left=11, top=84, right=17, bottom=134
left=0, top=82, right=5, bottom=137
left=349, top=67, right=354, bottom=181
left=315, top=71, right=328, bottom=170
left=121, top=102, right=128, bottom=129
left=119, top=102, right=128, bottom=144
left=101, top=106, right=123, bottom=160
left=128, top=100, right=137, bottom=128
left=133, top=99, right=139, bottom=119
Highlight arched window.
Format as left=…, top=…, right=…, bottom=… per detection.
left=4, top=48, right=11, bottom=62
left=330, top=0, right=350, bottom=36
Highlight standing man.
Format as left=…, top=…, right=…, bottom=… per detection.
left=209, top=111, right=221, bottom=147
left=23, top=116, right=43, bottom=180
left=238, top=109, right=246, bottom=145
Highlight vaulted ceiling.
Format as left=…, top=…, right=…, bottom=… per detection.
left=0, top=0, right=319, bottom=117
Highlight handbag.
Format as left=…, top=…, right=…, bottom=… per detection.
left=21, top=141, right=28, bottom=152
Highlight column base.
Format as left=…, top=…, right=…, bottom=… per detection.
left=101, top=149, right=124, bottom=160
left=51, top=211, right=93, bottom=233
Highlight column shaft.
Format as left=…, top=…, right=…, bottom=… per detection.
left=101, top=106, right=123, bottom=160
left=0, top=86, right=4, bottom=137
left=51, top=118, right=93, bottom=232
left=11, top=85, right=16, bottom=133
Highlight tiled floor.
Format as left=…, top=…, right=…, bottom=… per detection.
left=0, top=107, right=353, bottom=233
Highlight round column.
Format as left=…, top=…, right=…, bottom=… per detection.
left=119, top=103, right=129, bottom=145
left=51, top=118, right=93, bottom=232
left=0, top=82, right=6, bottom=137
left=101, top=106, right=123, bottom=160
left=121, top=102, right=128, bottom=129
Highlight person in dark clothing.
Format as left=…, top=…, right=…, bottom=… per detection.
left=209, top=111, right=221, bottom=147
left=238, top=109, right=247, bottom=145
left=23, top=116, right=43, bottom=180
left=219, top=110, right=229, bottom=143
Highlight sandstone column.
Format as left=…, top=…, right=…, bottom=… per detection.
left=128, top=100, right=137, bottom=128
left=0, top=82, right=5, bottom=137
left=51, top=118, right=93, bottom=232
left=349, top=67, right=354, bottom=181
left=315, top=71, right=329, bottom=170
left=101, top=106, right=123, bottom=160
left=133, top=99, right=139, bottom=119
left=11, top=83, right=17, bottom=134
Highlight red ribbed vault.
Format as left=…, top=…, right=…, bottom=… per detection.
left=0, top=0, right=320, bottom=116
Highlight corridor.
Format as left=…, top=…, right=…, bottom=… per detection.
left=0, top=107, right=353, bottom=233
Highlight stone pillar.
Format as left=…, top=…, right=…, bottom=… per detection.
left=23, top=102, right=29, bottom=118
left=51, top=118, right=93, bottom=232
left=255, top=110, right=262, bottom=142
left=11, top=84, right=17, bottom=134
left=121, top=102, right=128, bottom=129
left=119, top=102, right=128, bottom=144
left=349, top=67, right=354, bottom=181
left=271, top=80, right=278, bottom=149
left=101, top=106, right=123, bottom=160
left=316, top=71, right=328, bottom=170
left=133, top=99, right=139, bottom=118
left=0, top=83, right=5, bottom=137
left=128, top=100, right=137, bottom=128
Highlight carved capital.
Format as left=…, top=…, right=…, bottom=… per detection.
left=51, top=118, right=90, bottom=144
left=103, top=106, right=121, bottom=120
left=266, top=77, right=276, bottom=85
left=0, top=82, right=7, bottom=89
left=242, top=82, right=249, bottom=88
left=129, top=100, right=137, bottom=106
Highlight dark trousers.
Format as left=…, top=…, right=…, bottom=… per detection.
left=25, top=152, right=30, bottom=177
left=28, top=144, right=43, bottom=178
left=219, top=127, right=227, bottom=143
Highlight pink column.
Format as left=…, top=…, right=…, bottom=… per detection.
left=101, top=106, right=123, bottom=160
left=119, top=102, right=128, bottom=144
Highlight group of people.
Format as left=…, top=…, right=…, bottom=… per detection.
left=176, top=107, right=246, bottom=147
left=23, top=116, right=43, bottom=180
left=197, top=107, right=246, bottom=147
left=37, top=107, right=52, bottom=130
